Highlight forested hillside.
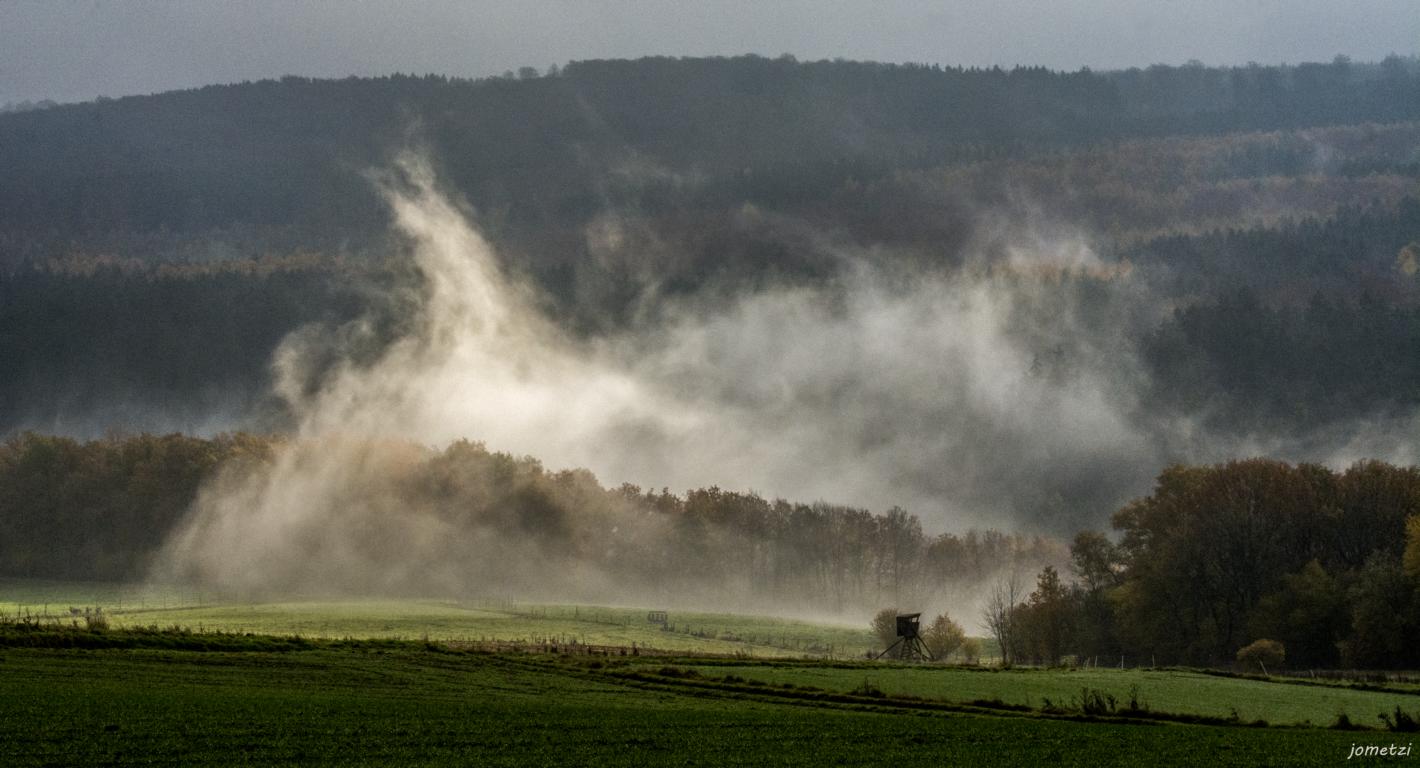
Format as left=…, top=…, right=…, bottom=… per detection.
left=4, top=55, right=1418, bottom=272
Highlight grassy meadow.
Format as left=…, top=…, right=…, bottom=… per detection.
left=0, top=579, right=879, bottom=657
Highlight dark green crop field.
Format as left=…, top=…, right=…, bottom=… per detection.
left=661, top=663, right=1420, bottom=726
left=0, top=640, right=1404, bottom=767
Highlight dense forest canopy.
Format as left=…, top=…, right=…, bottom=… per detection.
left=1025, top=458, right=1420, bottom=669
left=4, top=54, right=1419, bottom=269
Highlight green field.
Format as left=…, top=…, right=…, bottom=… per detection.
left=0, top=642, right=1401, bottom=767
left=0, top=578, right=206, bottom=614
left=0, top=580, right=879, bottom=658
left=660, top=663, right=1420, bottom=727
left=5, top=581, right=1420, bottom=765
left=110, top=601, right=831, bottom=656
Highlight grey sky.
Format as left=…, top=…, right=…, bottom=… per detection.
left=2, top=0, right=1417, bottom=105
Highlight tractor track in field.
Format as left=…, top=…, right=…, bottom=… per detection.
left=482, top=654, right=1323, bottom=731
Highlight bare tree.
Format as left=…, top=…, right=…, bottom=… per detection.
left=983, top=571, right=1022, bottom=666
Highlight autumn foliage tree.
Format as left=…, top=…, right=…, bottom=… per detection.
left=1104, top=459, right=1420, bottom=668
left=1236, top=639, right=1285, bottom=673
left=922, top=613, right=966, bottom=661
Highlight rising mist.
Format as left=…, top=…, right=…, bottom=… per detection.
left=151, top=146, right=1420, bottom=616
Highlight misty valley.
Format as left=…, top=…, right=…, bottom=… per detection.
left=4, top=50, right=1420, bottom=766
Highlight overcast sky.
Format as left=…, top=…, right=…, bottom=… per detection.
left=2, top=0, right=1417, bottom=105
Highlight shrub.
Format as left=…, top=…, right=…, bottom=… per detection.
left=960, top=637, right=982, bottom=665
left=1380, top=706, right=1419, bottom=732
left=1076, top=687, right=1118, bottom=716
left=870, top=608, right=898, bottom=649
left=1125, top=684, right=1148, bottom=713
left=851, top=679, right=885, bottom=698
left=1236, top=638, right=1285, bottom=673
left=1331, top=713, right=1363, bottom=730
left=922, top=613, right=966, bottom=661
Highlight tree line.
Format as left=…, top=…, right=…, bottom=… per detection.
left=6, top=432, right=1420, bottom=668
left=0, top=432, right=1062, bottom=609
left=989, top=459, right=1420, bottom=669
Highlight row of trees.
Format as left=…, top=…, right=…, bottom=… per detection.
left=0, top=432, right=1062, bottom=610
left=6, top=434, right=1420, bottom=667
left=987, top=459, right=1420, bottom=669
left=0, top=432, right=277, bottom=579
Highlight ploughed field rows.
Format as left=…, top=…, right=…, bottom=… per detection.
left=0, top=644, right=1395, bottom=767
left=652, top=662, right=1420, bottom=728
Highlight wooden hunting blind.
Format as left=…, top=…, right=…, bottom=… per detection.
left=875, top=611, right=933, bottom=662
left=895, top=612, right=922, bottom=639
